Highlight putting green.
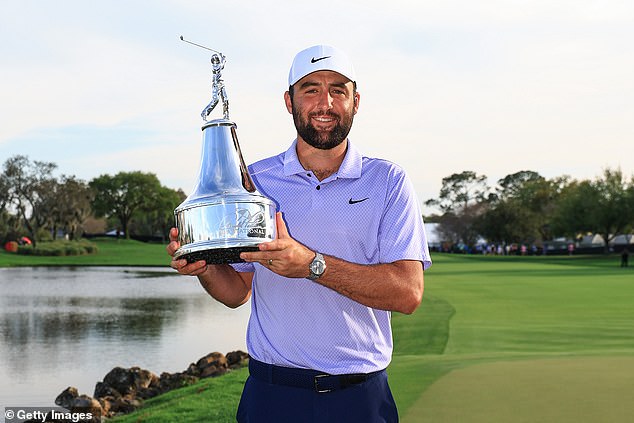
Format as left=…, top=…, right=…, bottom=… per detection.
left=401, top=356, right=634, bottom=422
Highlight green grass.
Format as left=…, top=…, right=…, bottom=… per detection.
left=112, top=368, right=249, bottom=423
left=5, top=246, right=633, bottom=421
left=0, top=237, right=170, bottom=267
left=390, top=253, right=634, bottom=422
left=405, top=356, right=634, bottom=422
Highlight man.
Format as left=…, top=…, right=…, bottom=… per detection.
left=168, top=45, right=432, bottom=422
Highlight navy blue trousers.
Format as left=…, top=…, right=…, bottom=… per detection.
left=236, top=362, right=399, bottom=423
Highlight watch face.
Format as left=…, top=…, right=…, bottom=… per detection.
left=309, top=253, right=326, bottom=280
left=311, top=261, right=325, bottom=274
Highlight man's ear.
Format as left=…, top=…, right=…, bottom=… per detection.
left=284, top=91, right=293, bottom=114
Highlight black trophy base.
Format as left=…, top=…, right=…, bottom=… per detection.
left=181, top=246, right=260, bottom=265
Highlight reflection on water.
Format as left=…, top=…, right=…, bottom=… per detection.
left=4, top=296, right=179, bottom=344
left=0, top=267, right=250, bottom=409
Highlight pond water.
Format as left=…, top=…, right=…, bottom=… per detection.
left=0, top=266, right=250, bottom=410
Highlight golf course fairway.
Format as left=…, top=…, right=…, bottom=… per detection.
left=389, top=253, right=634, bottom=423
left=402, top=356, right=634, bottom=422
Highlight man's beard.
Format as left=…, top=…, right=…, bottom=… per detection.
left=292, top=106, right=354, bottom=150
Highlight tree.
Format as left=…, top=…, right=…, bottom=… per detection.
left=89, top=171, right=166, bottom=239
left=475, top=199, right=535, bottom=245
left=425, top=171, right=490, bottom=248
left=496, top=170, right=544, bottom=200
left=477, top=171, right=567, bottom=246
left=526, top=176, right=569, bottom=243
left=50, top=176, right=94, bottom=240
left=2, top=155, right=58, bottom=245
left=552, top=169, right=634, bottom=252
left=590, top=169, right=633, bottom=251
left=131, top=187, right=186, bottom=241
left=0, top=173, right=11, bottom=241
left=437, top=203, right=488, bottom=248
left=426, top=171, right=489, bottom=214
left=627, top=182, right=634, bottom=245
left=0, top=173, right=9, bottom=211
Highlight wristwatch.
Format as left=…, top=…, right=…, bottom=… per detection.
left=308, top=252, right=326, bottom=280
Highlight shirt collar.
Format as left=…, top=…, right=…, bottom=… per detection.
left=283, top=139, right=363, bottom=179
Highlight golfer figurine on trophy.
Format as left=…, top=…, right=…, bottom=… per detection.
left=201, top=52, right=229, bottom=121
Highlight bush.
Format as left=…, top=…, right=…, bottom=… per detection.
left=4, top=241, right=19, bottom=253
left=16, top=240, right=99, bottom=256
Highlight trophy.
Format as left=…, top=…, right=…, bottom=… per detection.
left=173, top=37, right=277, bottom=264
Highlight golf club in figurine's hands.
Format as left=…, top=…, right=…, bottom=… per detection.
left=173, top=37, right=277, bottom=264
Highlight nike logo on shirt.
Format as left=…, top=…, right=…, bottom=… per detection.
left=349, top=197, right=369, bottom=204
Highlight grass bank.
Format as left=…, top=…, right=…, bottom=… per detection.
left=0, top=237, right=170, bottom=267
left=112, top=369, right=249, bottom=423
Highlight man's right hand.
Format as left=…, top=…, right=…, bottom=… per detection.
left=167, top=228, right=253, bottom=308
left=167, top=227, right=209, bottom=276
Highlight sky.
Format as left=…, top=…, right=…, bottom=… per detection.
left=1, top=0, right=633, bottom=215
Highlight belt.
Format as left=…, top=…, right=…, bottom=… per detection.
left=248, top=359, right=383, bottom=393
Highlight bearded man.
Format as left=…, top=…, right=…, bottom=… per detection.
left=168, top=45, right=432, bottom=423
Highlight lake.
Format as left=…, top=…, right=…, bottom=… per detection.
left=0, top=266, right=250, bottom=410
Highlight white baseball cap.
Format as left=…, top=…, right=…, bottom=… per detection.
left=288, top=45, right=356, bottom=87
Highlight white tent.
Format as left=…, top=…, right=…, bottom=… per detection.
left=611, top=234, right=634, bottom=245
left=424, top=223, right=441, bottom=249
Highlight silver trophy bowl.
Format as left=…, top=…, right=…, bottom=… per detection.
left=174, top=119, right=277, bottom=264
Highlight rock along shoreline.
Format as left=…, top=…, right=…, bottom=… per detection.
left=48, top=350, right=249, bottom=422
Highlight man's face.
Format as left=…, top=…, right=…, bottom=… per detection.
left=285, top=71, right=359, bottom=150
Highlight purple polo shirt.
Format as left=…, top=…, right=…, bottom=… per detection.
left=232, top=139, right=431, bottom=374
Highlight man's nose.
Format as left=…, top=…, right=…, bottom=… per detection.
left=316, top=91, right=334, bottom=110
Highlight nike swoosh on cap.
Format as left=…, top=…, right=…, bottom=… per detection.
left=311, top=56, right=331, bottom=63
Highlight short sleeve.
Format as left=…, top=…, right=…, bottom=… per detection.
left=378, top=166, right=432, bottom=270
